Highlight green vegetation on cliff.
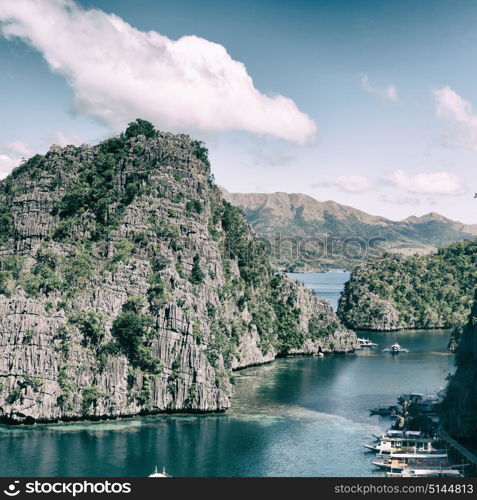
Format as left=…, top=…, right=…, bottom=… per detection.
left=337, top=240, right=476, bottom=331
left=0, top=120, right=355, bottom=423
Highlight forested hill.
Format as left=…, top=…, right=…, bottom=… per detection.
left=337, top=240, right=477, bottom=331
left=223, top=191, right=477, bottom=271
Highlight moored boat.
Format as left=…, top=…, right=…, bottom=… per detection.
left=369, top=405, right=397, bottom=416
left=373, top=452, right=449, bottom=471
left=372, top=430, right=424, bottom=441
left=363, top=435, right=445, bottom=454
left=358, top=338, right=378, bottom=348
left=387, top=468, right=462, bottom=478
left=383, top=343, right=409, bottom=353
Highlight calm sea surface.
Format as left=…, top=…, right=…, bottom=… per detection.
left=0, top=270, right=453, bottom=477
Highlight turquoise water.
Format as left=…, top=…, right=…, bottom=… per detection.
left=287, top=269, right=350, bottom=310
left=0, top=272, right=453, bottom=477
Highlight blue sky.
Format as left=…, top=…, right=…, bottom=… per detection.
left=0, top=0, right=476, bottom=222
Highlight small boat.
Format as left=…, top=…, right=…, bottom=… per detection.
left=373, top=430, right=423, bottom=441
left=383, top=343, right=409, bottom=353
left=369, top=405, right=397, bottom=416
left=387, top=468, right=462, bottom=478
left=373, top=430, right=404, bottom=439
left=149, top=466, right=171, bottom=478
left=363, top=435, right=446, bottom=454
left=358, top=338, right=378, bottom=348
left=373, top=452, right=449, bottom=470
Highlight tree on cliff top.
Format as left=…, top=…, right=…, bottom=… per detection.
left=124, top=119, right=157, bottom=139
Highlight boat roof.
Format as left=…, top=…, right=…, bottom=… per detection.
left=406, top=469, right=461, bottom=476
left=381, top=436, right=435, bottom=442
left=389, top=453, right=448, bottom=459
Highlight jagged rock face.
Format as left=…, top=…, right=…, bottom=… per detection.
left=337, top=263, right=407, bottom=331
left=0, top=126, right=357, bottom=424
left=441, top=292, right=477, bottom=443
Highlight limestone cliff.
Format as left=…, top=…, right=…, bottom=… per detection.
left=0, top=121, right=357, bottom=424
left=441, top=291, right=477, bottom=444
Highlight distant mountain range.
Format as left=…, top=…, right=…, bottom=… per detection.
left=222, top=190, right=477, bottom=271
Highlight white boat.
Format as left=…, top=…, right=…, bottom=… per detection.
left=358, top=338, right=378, bottom=348
left=373, top=430, right=423, bottom=441
left=387, top=468, right=462, bottom=478
left=373, top=430, right=405, bottom=440
left=373, top=453, right=449, bottom=470
left=383, top=343, right=409, bottom=353
left=363, top=435, right=445, bottom=454
left=149, top=466, right=171, bottom=478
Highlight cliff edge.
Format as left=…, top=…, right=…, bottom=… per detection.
left=0, top=120, right=356, bottom=424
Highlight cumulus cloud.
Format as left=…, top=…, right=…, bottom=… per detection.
left=0, top=154, right=21, bottom=179
left=360, top=74, right=398, bottom=102
left=0, top=141, right=33, bottom=179
left=433, top=86, right=477, bottom=149
left=335, top=174, right=373, bottom=193
left=387, top=170, right=466, bottom=195
left=0, top=0, right=317, bottom=145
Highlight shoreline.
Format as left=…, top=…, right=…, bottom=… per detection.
left=354, top=327, right=452, bottom=334
left=0, top=347, right=357, bottom=428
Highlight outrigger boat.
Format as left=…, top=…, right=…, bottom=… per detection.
left=383, top=343, right=409, bottom=353
left=363, top=435, right=446, bottom=454
left=373, top=452, right=449, bottom=471
left=358, top=338, right=378, bottom=348
left=369, top=405, right=397, bottom=416
left=372, top=430, right=424, bottom=441
left=387, top=468, right=462, bottom=478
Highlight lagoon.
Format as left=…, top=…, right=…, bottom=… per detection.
left=0, top=271, right=453, bottom=477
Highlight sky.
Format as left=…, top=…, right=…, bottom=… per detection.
left=0, top=0, right=476, bottom=223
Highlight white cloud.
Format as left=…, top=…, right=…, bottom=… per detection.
left=0, top=154, right=21, bottom=179
left=433, top=86, right=477, bottom=149
left=387, top=170, right=466, bottom=195
left=335, top=175, right=373, bottom=192
left=0, top=0, right=317, bottom=145
left=0, top=141, right=32, bottom=179
left=360, top=74, right=398, bottom=102
left=0, top=131, right=83, bottom=180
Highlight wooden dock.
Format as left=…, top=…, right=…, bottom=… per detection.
left=437, top=430, right=477, bottom=470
